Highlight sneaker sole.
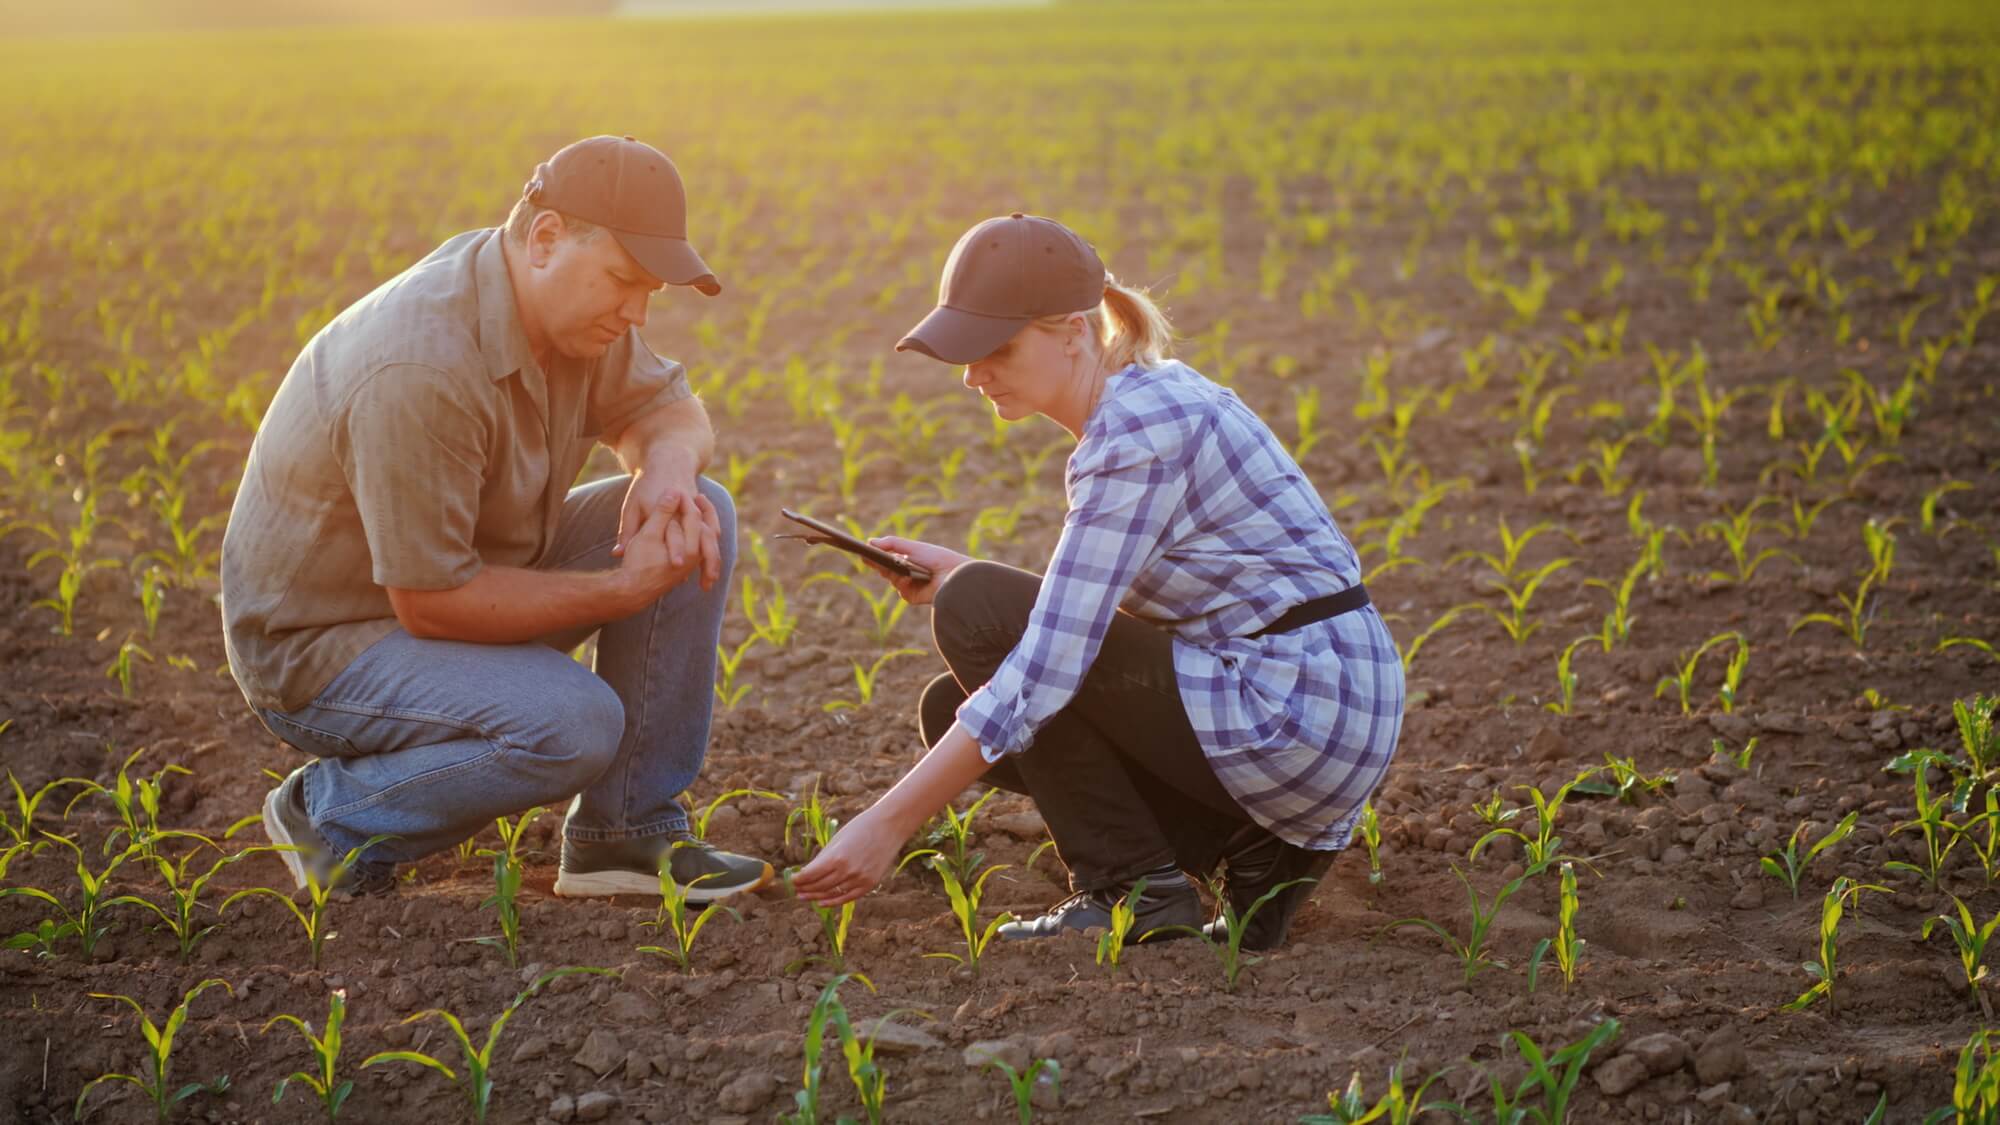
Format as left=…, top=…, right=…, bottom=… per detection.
left=261, top=783, right=310, bottom=892
left=552, top=861, right=774, bottom=901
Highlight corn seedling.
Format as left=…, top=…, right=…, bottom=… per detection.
left=1302, top=1057, right=1460, bottom=1125
left=780, top=971, right=872, bottom=1125
left=1654, top=631, right=1745, bottom=715
left=118, top=838, right=276, bottom=963
left=822, top=647, right=924, bottom=712
left=1380, top=866, right=1526, bottom=984
left=783, top=789, right=856, bottom=970
left=806, top=572, right=909, bottom=646
left=1953, top=694, right=2000, bottom=784
left=836, top=1006, right=931, bottom=1125
left=1357, top=800, right=1384, bottom=886
left=1543, top=637, right=1593, bottom=715
left=1092, top=876, right=1149, bottom=971
left=690, top=787, right=782, bottom=842
left=75, top=978, right=233, bottom=1123
left=1699, top=496, right=1797, bottom=585
left=103, top=638, right=154, bottom=698
left=1155, top=873, right=1313, bottom=991
left=637, top=852, right=739, bottom=974
left=65, top=745, right=189, bottom=861
left=1923, top=897, right=1998, bottom=1017
left=1760, top=812, right=1858, bottom=899
left=1481, top=1018, right=1622, bottom=1125
left=1, top=832, right=145, bottom=958
left=1785, top=877, right=1888, bottom=1012
left=1584, top=554, right=1647, bottom=651
left=912, top=788, right=996, bottom=887
left=1526, top=862, right=1583, bottom=992
left=1469, top=556, right=1572, bottom=645
left=1471, top=767, right=1598, bottom=875
left=1572, top=754, right=1675, bottom=804
left=924, top=860, right=1013, bottom=974
left=4, top=771, right=84, bottom=846
left=986, top=1056, right=1061, bottom=1125
left=474, top=806, right=544, bottom=967
left=1886, top=767, right=1962, bottom=892
left=1951, top=789, right=2000, bottom=884
left=22, top=494, right=122, bottom=636
left=264, top=989, right=355, bottom=1122
left=222, top=834, right=394, bottom=968
left=1923, top=480, right=1973, bottom=538
left=715, top=635, right=757, bottom=709
left=362, top=966, right=614, bottom=1123
left=1927, top=1028, right=2000, bottom=1124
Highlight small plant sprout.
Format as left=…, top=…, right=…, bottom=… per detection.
left=822, top=647, right=924, bottom=712
left=1936, top=1027, right=2000, bottom=1122
left=1379, top=866, right=1526, bottom=984
left=986, top=1056, right=1062, bottom=1125
left=780, top=971, right=874, bottom=1125
left=1953, top=694, right=2000, bottom=784
left=1, top=833, right=146, bottom=958
left=838, top=1002, right=932, bottom=1124
left=923, top=859, right=1014, bottom=974
left=362, top=966, right=614, bottom=1124
left=1483, top=1018, right=1622, bottom=1124
left=786, top=785, right=857, bottom=971
left=1952, top=788, right=2000, bottom=884
left=1357, top=800, right=1384, bottom=886
left=714, top=635, right=757, bottom=709
left=1575, top=753, right=1676, bottom=804
left=75, top=978, right=234, bottom=1123
left=1653, top=631, right=1745, bottom=715
left=1922, top=897, right=1999, bottom=1018
left=637, top=851, right=739, bottom=974
left=103, top=638, right=155, bottom=698
left=118, top=838, right=277, bottom=963
left=1470, top=767, right=1598, bottom=875
left=264, top=989, right=355, bottom=1121
left=222, top=834, right=394, bottom=969
left=1543, top=637, right=1593, bottom=715
left=5, top=771, right=84, bottom=846
left=474, top=806, right=545, bottom=967
left=1160, top=874, right=1316, bottom=991
left=1785, top=877, right=1889, bottom=1013
left=1790, top=520, right=1897, bottom=649
left=1711, top=736, right=1760, bottom=772
left=1760, top=812, right=1859, bottom=899
left=1886, top=766, right=1963, bottom=892
left=1302, top=1057, right=1459, bottom=1125
left=1528, top=861, right=1584, bottom=992
left=1093, top=877, right=1149, bottom=971
left=65, top=745, right=191, bottom=861
left=690, top=787, right=782, bottom=842
left=914, top=788, right=997, bottom=886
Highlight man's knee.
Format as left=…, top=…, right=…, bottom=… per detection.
left=526, top=673, right=625, bottom=787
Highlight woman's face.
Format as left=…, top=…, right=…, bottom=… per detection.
left=961, top=316, right=1083, bottom=422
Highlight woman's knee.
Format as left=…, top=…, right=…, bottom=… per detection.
left=932, top=560, right=1035, bottom=667
left=918, top=671, right=964, bottom=748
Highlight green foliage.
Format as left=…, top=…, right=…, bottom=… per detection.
left=474, top=806, right=545, bottom=967
left=222, top=834, right=396, bottom=969
left=361, top=966, right=614, bottom=1123
left=923, top=861, right=1013, bottom=974
left=1379, top=866, right=1526, bottom=984
left=1470, top=767, right=1599, bottom=875
left=264, top=989, right=356, bottom=1122
left=986, top=1056, right=1061, bottom=1125
left=1785, top=878, right=1889, bottom=1013
left=1160, top=874, right=1316, bottom=992
left=1527, top=861, right=1583, bottom=992
left=1093, top=877, right=1148, bottom=972
left=75, top=979, right=233, bottom=1123
left=912, top=788, right=996, bottom=887
left=637, top=849, right=740, bottom=974
left=1301, top=1058, right=1459, bottom=1125
left=1921, top=896, right=1999, bottom=1016
left=1480, top=1019, right=1622, bottom=1124
left=1760, top=812, right=1858, bottom=899
left=2, top=833, right=146, bottom=958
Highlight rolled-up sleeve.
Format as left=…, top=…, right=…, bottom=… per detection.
left=955, top=425, right=1190, bottom=761
left=587, top=328, right=692, bottom=439
left=330, top=363, right=491, bottom=591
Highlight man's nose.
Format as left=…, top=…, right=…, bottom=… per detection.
left=622, top=292, right=649, bottom=328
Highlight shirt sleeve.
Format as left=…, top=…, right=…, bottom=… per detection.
left=955, top=424, right=1190, bottom=761
left=331, top=363, right=492, bottom=591
left=586, top=327, right=692, bottom=440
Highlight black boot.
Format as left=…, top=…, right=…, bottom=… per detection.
left=997, top=875, right=1203, bottom=942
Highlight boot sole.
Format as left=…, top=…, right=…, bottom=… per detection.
left=552, top=861, right=774, bottom=901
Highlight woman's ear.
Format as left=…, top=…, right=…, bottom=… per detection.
left=1064, top=312, right=1090, bottom=356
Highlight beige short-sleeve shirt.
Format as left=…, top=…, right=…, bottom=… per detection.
left=220, top=227, right=690, bottom=712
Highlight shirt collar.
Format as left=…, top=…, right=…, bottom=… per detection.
left=474, top=228, right=546, bottom=385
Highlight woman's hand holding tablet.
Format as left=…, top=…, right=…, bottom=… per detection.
left=777, top=510, right=969, bottom=605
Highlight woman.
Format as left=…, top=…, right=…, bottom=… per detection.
left=793, top=212, right=1404, bottom=950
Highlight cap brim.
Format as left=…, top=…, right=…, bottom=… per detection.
left=894, top=304, right=1026, bottom=365
left=613, top=230, right=722, bottom=297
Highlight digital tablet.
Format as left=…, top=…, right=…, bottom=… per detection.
left=778, top=509, right=933, bottom=583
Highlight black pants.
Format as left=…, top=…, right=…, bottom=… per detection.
left=918, top=560, right=1257, bottom=892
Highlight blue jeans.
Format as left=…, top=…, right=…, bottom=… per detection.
left=256, top=474, right=736, bottom=868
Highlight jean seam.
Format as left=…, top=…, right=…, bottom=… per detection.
left=564, top=814, right=688, bottom=843
left=314, top=736, right=515, bottom=823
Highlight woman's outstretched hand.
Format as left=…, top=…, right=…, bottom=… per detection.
left=791, top=808, right=903, bottom=908
left=864, top=536, right=971, bottom=606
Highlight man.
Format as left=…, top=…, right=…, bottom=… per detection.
left=220, top=135, right=772, bottom=900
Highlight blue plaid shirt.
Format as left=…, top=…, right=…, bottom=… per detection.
left=955, top=360, right=1405, bottom=850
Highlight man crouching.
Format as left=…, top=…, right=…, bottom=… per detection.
left=219, top=135, right=771, bottom=900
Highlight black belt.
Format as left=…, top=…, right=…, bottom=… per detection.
left=1247, top=583, right=1371, bottom=638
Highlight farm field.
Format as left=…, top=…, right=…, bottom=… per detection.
left=2, top=1, right=1999, bottom=1122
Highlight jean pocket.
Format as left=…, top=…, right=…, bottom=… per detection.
left=259, top=708, right=360, bottom=758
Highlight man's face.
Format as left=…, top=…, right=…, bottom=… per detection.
left=525, top=217, right=664, bottom=360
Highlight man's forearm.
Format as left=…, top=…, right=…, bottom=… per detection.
left=614, top=394, right=714, bottom=478
left=392, top=563, right=634, bottom=645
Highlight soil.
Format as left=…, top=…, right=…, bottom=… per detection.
left=4, top=17, right=1999, bottom=1125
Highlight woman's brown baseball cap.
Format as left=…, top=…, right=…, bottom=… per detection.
left=896, top=213, right=1106, bottom=364
left=524, top=134, right=721, bottom=296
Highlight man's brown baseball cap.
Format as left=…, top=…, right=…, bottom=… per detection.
left=896, top=212, right=1106, bottom=364
left=524, top=134, right=721, bottom=296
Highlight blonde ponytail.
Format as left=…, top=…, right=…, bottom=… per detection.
left=1033, top=271, right=1176, bottom=372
